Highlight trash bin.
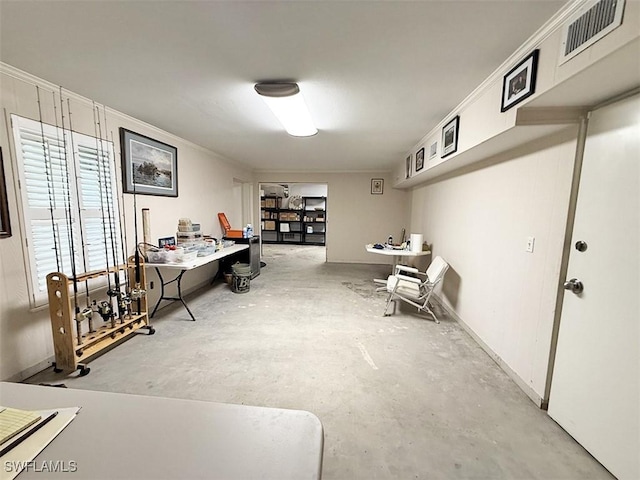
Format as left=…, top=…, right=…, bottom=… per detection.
left=231, top=263, right=251, bottom=293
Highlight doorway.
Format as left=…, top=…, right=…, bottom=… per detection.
left=259, top=182, right=328, bottom=262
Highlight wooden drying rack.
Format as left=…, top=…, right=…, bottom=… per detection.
left=46, top=255, right=153, bottom=376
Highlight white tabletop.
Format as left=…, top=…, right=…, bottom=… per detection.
left=145, top=244, right=249, bottom=270
left=365, top=245, right=431, bottom=257
left=0, top=382, right=324, bottom=479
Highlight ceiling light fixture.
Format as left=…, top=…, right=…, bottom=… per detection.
left=254, top=82, right=318, bottom=137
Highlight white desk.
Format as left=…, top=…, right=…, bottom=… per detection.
left=146, top=244, right=249, bottom=321
left=0, top=382, right=324, bottom=479
left=366, top=245, right=432, bottom=291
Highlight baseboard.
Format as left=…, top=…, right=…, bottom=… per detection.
left=3, top=356, right=55, bottom=383
left=431, top=295, right=544, bottom=408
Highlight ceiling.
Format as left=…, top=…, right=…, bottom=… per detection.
left=0, top=1, right=567, bottom=173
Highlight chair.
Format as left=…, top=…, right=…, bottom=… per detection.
left=383, top=256, right=449, bottom=323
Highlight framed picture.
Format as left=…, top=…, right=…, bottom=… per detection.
left=0, top=147, right=11, bottom=238
left=441, top=116, right=460, bottom=158
left=120, top=128, right=178, bottom=197
left=158, top=236, right=176, bottom=248
left=405, top=154, right=412, bottom=179
left=371, top=178, right=384, bottom=195
left=429, top=142, right=438, bottom=159
left=416, top=147, right=425, bottom=172
left=501, top=49, right=539, bottom=112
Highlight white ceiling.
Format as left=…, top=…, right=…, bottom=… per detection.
left=0, top=0, right=567, bottom=172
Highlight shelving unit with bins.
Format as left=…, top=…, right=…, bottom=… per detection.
left=46, top=256, right=153, bottom=376
left=261, top=195, right=326, bottom=245
left=279, top=208, right=303, bottom=243
left=302, top=197, right=326, bottom=245
left=260, top=196, right=281, bottom=243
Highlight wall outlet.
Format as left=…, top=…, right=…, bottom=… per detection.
left=526, top=236, right=535, bottom=253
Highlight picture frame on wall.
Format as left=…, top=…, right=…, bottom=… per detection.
left=429, top=141, right=437, bottom=159
left=120, top=128, right=178, bottom=197
left=501, top=49, right=539, bottom=112
left=441, top=116, right=460, bottom=158
left=405, top=154, right=412, bottom=179
left=415, top=147, right=425, bottom=172
left=371, top=178, right=384, bottom=195
left=0, top=147, right=11, bottom=238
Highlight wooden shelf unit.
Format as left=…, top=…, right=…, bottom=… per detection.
left=46, top=255, right=153, bottom=376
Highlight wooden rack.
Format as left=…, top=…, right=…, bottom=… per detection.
left=46, top=256, right=153, bottom=376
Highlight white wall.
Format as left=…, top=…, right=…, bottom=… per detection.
left=255, top=172, right=408, bottom=264
left=0, top=66, right=253, bottom=381
left=410, top=127, right=578, bottom=401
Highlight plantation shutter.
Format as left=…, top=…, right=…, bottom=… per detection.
left=11, top=114, right=122, bottom=307
left=75, top=138, right=122, bottom=273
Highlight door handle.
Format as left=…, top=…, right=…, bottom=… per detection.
left=563, top=278, right=584, bottom=294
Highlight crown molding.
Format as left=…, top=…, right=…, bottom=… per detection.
left=409, top=0, right=588, bottom=154
left=0, top=62, right=249, bottom=171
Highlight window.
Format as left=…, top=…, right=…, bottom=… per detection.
left=11, top=114, right=123, bottom=307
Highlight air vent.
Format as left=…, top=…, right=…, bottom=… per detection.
left=559, top=0, right=625, bottom=64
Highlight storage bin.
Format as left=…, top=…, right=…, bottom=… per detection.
left=169, top=250, right=198, bottom=263
left=147, top=250, right=168, bottom=263
left=282, top=233, right=301, bottom=242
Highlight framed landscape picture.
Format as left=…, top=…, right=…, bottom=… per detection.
left=120, top=128, right=178, bottom=197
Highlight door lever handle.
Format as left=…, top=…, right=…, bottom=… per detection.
left=563, top=278, right=584, bottom=294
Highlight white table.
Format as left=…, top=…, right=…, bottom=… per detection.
left=366, top=245, right=432, bottom=290
left=366, top=244, right=431, bottom=270
left=0, top=382, right=324, bottom=479
left=146, top=244, right=249, bottom=321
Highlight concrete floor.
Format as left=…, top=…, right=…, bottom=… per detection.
left=27, top=244, right=612, bottom=479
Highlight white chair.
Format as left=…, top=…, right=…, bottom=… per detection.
left=383, top=256, right=449, bottom=323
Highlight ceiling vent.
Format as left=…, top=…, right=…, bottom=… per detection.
left=559, top=0, right=625, bottom=64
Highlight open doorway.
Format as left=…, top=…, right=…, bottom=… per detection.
left=259, top=182, right=328, bottom=262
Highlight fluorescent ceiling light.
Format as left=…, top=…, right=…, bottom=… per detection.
left=255, top=82, right=318, bottom=137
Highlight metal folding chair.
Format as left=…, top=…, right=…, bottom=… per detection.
left=383, top=256, right=449, bottom=323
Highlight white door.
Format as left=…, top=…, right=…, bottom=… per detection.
left=548, top=94, right=639, bottom=480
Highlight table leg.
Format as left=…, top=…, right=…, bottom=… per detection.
left=150, top=268, right=196, bottom=321
left=176, top=270, right=196, bottom=321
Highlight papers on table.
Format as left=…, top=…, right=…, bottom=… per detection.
left=0, top=407, right=41, bottom=445
left=0, top=406, right=80, bottom=480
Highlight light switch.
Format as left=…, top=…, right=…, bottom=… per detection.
left=526, top=236, right=535, bottom=253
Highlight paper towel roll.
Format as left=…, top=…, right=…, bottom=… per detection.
left=410, top=233, right=423, bottom=252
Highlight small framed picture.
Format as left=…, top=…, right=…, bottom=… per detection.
left=429, top=142, right=437, bottom=159
left=416, top=148, right=425, bottom=172
left=501, top=49, right=539, bottom=112
left=158, top=236, right=176, bottom=248
left=441, top=116, right=460, bottom=158
left=405, top=154, right=412, bottom=179
left=371, top=178, right=384, bottom=195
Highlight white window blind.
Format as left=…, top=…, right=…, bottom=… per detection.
left=11, top=114, right=123, bottom=307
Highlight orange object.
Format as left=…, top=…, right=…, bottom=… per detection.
left=218, top=213, right=243, bottom=238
